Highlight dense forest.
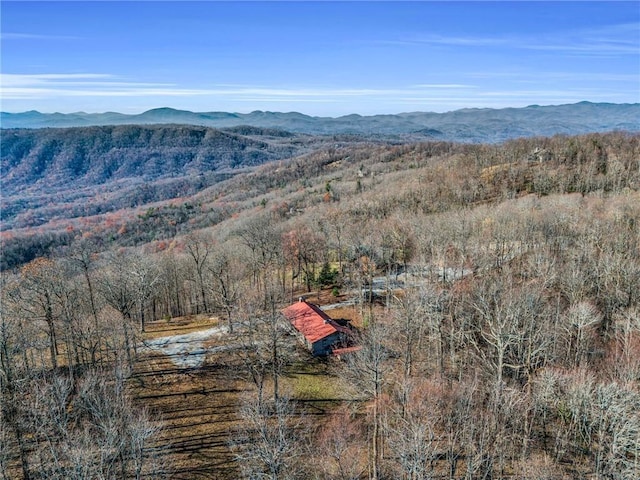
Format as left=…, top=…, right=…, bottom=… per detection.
left=1, top=130, right=639, bottom=479
left=1, top=124, right=303, bottom=191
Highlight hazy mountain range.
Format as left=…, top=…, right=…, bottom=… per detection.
left=2, top=102, right=638, bottom=143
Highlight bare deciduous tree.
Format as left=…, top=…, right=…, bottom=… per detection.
left=469, top=273, right=548, bottom=395
left=24, top=368, right=164, bottom=480
left=236, top=215, right=282, bottom=297
left=13, top=258, right=61, bottom=369
left=208, top=243, right=245, bottom=333
left=233, top=289, right=291, bottom=405
left=562, top=301, right=601, bottom=368
left=315, top=407, right=367, bottom=480
left=184, top=233, right=212, bottom=313
left=341, top=322, right=390, bottom=480
left=384, top=379, right=439, bottom=480
left=232, top=395, right=304, bottom=480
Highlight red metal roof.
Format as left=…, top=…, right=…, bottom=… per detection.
left=282, top=301, right=349, bottom=344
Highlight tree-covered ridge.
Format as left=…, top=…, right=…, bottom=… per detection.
left=0, top=124, right=367, bottom=231
left=0, top=124, right=310, bottom=194
left=2, top=131, right=637, bottom=271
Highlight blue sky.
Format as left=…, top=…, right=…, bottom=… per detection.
left=1, top=1, right=638, bottom=115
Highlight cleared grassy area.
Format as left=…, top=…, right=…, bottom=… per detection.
left=142, top=314, right=221, bottom=339
left=285, top=371, right=342, bottom=401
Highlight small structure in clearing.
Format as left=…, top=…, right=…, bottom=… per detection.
left=282, top=300, right=353, bottom=356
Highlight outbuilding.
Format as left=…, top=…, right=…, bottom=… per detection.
left=282, top=300, right=351, bottom=356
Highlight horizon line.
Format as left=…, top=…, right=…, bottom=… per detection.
left=2, top=100, right=637, bottom=118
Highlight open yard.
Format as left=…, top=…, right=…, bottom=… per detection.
left=131, top=323, right=245, bottom=479
left=130, top=309, right=354, bottom=479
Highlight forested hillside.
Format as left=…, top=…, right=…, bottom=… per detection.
left=0, top=124, right=370, bottom=232
left=1, top=131, right=639, bottom=479
left=1, top=124, right=306, bottom=192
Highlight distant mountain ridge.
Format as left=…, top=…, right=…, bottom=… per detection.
left=2, top=102, right=639, bottom=143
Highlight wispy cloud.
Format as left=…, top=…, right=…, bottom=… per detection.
left=467, top=71, right=639, bottom=83
left=412, top=84, right=475, bottom=89
left=522, top=25, right=639, bottom=56
left=2, top=73, right=116, bottom=87
left=1, top=74, right=195, bottom=99
left=0, top=73, right=480, bottom=101
left=399, top=21, right=639, bottom=57
left=1, top=32, right=79, bottom=41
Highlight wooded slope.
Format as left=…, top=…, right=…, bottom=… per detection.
left=1, top=131, right=639, bottom=479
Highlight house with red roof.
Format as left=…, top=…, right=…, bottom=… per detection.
left=282, top=300, right=352, bottom=356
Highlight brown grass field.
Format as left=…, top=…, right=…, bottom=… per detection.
left=131, top=317, right=245, bottom=479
